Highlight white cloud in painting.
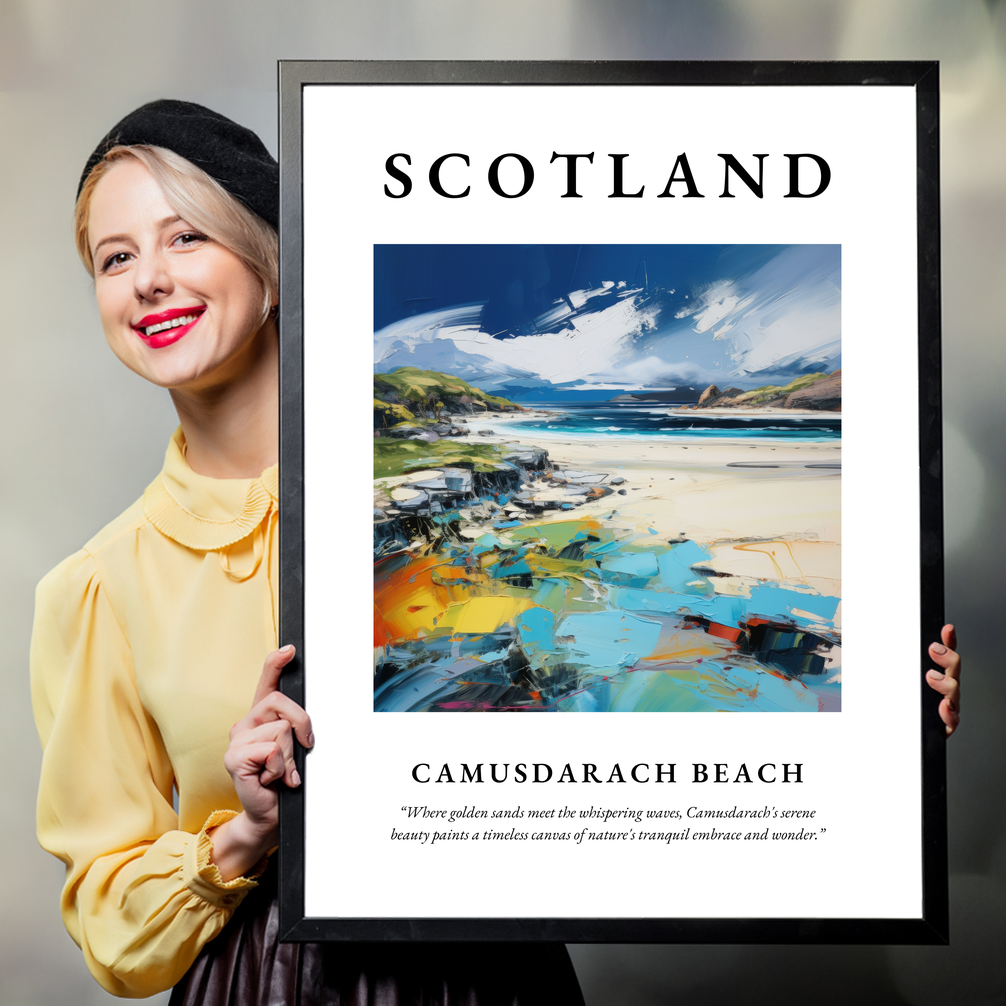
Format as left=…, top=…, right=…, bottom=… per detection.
left=617, top=355, right=704, bottom=386
left=449, top=288, right=661, bottom=385
left=374, top=245, right=841, bottom=391
left=375, top=286, right=662, bottom=386
left=677, top=281, right=755, bottom=333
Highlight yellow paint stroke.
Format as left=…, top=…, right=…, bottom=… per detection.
left=438, top=595, right=538, bottom=635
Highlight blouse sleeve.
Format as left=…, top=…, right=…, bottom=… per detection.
left=30, top=549, right=262, bottom=998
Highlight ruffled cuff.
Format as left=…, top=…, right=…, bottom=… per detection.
left=182, top=810, right=269, bottom=909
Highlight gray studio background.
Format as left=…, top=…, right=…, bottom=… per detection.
left=1, top=2, right=1003, bottom=1003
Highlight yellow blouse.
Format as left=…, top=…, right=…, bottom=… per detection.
left=31, top=428, right=279, bottom=998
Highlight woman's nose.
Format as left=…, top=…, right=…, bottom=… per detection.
left=133, top=249, right=173, bottom=302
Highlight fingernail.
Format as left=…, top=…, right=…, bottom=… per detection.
left=307, top=732, right=315, bottom=748
left=280, top=644, right=295, bottom=654
left=928, top=670, right=944, bottom=679
left=931, top=643, right=947, bottom=654
left=292, top=768, right=301, bottom=787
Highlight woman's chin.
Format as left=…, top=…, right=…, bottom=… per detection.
left=109, top=322, right=273, bottom=395
left=122, top=353, right=219, bottom=392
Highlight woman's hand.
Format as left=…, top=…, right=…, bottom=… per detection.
left=926, top=624, right=961, bottom=738
left=209, top=645, right=314, bottom=881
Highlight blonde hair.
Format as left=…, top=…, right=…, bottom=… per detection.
left=75, top=145, right=278, bottom=322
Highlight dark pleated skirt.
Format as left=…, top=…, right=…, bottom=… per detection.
left=169, top=869, right=585, bottom=1006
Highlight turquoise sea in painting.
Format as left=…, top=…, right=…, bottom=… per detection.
left=500, top=404, right=841, bottom=442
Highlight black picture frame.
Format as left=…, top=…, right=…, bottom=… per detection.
left=277, top=60, right=945, bottom=944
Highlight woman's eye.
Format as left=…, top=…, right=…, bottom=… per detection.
left=101, top=251, right=132, bottom=273
left=173, top=231, right=208, bottom=248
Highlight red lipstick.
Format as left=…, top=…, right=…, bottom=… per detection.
left=132, top=306, right=205, bottom=349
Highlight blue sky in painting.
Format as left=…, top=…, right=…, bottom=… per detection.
left=374, top=244, right=840, bottom=401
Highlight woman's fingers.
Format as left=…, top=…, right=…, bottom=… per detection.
left=224, top=645, right=311, bottom=810
left=928, top=647, right=961, bottom=679
left=218, top=647, right=308, bottom=846
left=926, top=668, right=959, bottom=703
left=232, top=689, right=314, bottom=750
left=252, top=644, right=296, bottom=707
left=254, top=691, right=314, bottom=749
left=230, top=719, right=301, bottom=788
left=925, top=681, right=960, bottom=736
left=224, top=738, right=287, bottom=788
left=927, top=623, right=960, bottom=737
left=926, top=668, right=960, bottom=736
left=241, top=644, right=314, bottom=749
left=259, top=742, right=289, bottom=787
left=941, top=623, right=958, bottom=653
left=942, top=700, right=961, bottom=736
left=928, top=638, right=961, bottom=683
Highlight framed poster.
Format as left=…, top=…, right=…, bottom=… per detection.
left=277, top=61, right=946, bottom=943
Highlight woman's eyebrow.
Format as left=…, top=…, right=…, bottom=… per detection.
left=92, top=232, right=133, bottom=256
left=92, top=216, right=185, bottom=257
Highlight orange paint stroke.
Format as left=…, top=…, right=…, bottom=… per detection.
left=706, top=621, right=743, bottom=643
left=375, top=554, right=474, bottom=646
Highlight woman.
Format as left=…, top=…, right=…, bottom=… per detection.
left=31, top=100, right=586, bottom=1003
left=32, top=99, right=962, bottom=1002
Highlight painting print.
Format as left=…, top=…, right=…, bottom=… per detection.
left=373, top=244, right=841, bottom=713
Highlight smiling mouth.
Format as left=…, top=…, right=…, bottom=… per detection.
left=131, top=307, right=207, bottom=349
left=134, top=307, right=206, bottom=338
left=142, top=313, right=199, bottom=337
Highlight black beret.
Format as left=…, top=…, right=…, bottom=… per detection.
left=78, top=99, right=278, bottom=228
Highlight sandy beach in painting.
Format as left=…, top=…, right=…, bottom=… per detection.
left=373, top=404, right=842, bottom=714
left=458, top=409, right=841, bottom=550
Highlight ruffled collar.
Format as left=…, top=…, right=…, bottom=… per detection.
left=143, top=428, right=278, bottom=551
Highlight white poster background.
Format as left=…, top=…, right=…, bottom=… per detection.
left=301, top=85, right=920, bottom=920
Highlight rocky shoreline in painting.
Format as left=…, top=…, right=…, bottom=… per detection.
left=373, top=388, right=842, bottom=714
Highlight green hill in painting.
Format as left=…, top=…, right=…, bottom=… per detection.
left=374, top=438, right=514, bottom=479
left=374, top=367, right=520, bottom=426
